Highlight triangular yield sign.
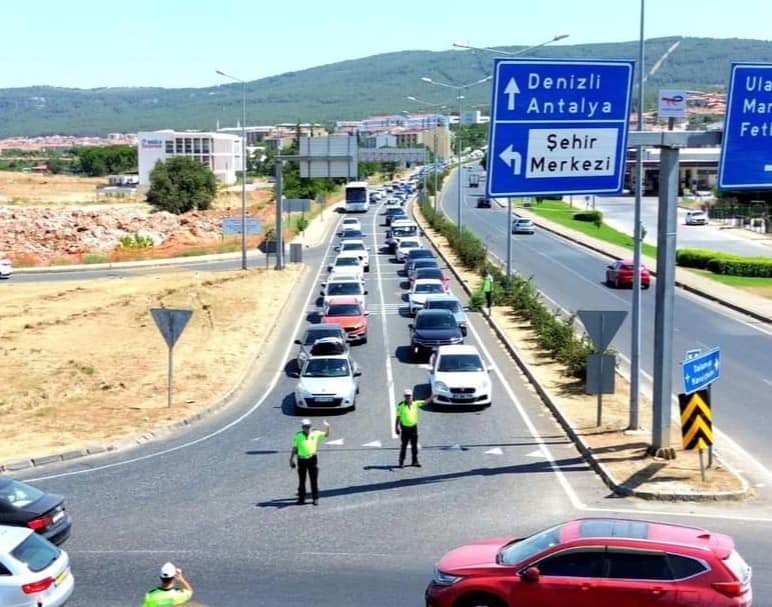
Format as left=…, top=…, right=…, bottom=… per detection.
left=577, top=310, right=627, bottom=353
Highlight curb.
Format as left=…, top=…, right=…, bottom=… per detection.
left=412, top=202, right=751, bottom=501
left=514, top=208, right=771, bottom=325
left=0, top=263, right=312, bottom=475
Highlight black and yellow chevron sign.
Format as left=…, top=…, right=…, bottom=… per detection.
left=678, top=390, right=713, bottom=450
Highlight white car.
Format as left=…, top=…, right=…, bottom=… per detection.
left=295, top=349, right=361, bottom=412
left=395, top=238, right=422, bottom=262
left=340, top=217, right=362, bottom=232
left=328, top=252, right=365, bottom=282
left=408, top=278, right=447, bottom=316
left=0, top=257, right=12, bottom=279
left=0, top=526, right=74, bottom=607
left=424, top=345, right=492, bottom=406
left=335, top=239, right=370, bottom=271
left=320, top=278, right=367, bottom=308
left=685, top=210, right=709, bottom=226
left=385, top=197, right=402, bottom=208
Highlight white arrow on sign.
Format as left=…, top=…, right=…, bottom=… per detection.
left=765, top=164, right=772, bottom=172
left=499, top=145, right=522, bottom=175
left=504, top=77, right=520, bottom=111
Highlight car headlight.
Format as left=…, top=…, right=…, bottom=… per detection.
left=434, top=381, right=449, bottom=393
left=432, top=566, right=463, bottom=586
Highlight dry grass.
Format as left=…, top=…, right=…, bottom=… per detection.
left=0, top=172, right=119, bottom=205
left=0, top=266, right=303, bottom=462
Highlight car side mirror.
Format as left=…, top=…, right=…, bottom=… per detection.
left=335, top=246, right=341, bottom=252
left=463, top=306, right=470, bottom=311
left=364, top=290, right=369, bottom=295
left=487, top=365, right=494, bottom=373
left=364, top=311, right=370, bottom=316
left=294, top=339, right=302, bottom=345
left=521, top=567, right=540, bottom=583
left=353, top=369, right=362, bottom=377
left=607, top=264, right=614, bottom=270
left=327, top=266, right=332, bottom=271
left=408, top=324, right=414, bottom=330
left=320, top=290, right=324, bottom=296
left=419, top=364, right=432, bottom=371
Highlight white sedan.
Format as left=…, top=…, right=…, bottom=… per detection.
left=395, top=238, right=422, bottom=262
left=408, top=278, right=447, bottom=316
left=328, top=252, right=365, bottom=282
left=424, top=345, right=492, bottom=406
left=0, top=257, right=12, bottom=279
left=340, top=217, right=362, bottom=232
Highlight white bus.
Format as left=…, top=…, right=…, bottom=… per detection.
left=344, top=181, right=370, bottom=213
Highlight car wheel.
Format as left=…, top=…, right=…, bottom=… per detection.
left=643, top=282, right=650, bottom=290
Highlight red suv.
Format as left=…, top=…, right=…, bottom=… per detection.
left=426, top=518, right=752, bottom=607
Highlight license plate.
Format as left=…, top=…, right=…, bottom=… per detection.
left=456, top=393, right=475, bottom=399
left=55, top=568, right=69, bottom=586
left=315, top=397, right=333, bottom=402
left=52, top=511, right=65, bottom=523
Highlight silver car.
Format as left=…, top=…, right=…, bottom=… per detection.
left=294, top=324, right=348, bottom=369
left=511, top=218, right=535, bottom=234
left=295, top=347, right=361, bottom=412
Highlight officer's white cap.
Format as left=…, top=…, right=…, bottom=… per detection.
left=160, top=562, right=176, bottom=579
left=404, top=389, right=412, bottom=396
left=301, top=418, right=312, bottom=426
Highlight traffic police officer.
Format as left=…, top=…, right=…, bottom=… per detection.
left=395, top=389, right=431, bottom=468
left=482, top=271, right=493, bottom=311
left=289, top=418, right=330, bottom=505
left=142, top=562, right=193, bottom=607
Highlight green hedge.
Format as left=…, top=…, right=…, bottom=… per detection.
left=572, top=210, right=603, bottom=223
left=419, top=200, right=594, bottom=377
left=677, top=248, right=772, bottom=277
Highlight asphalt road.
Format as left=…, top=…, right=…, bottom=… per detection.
left=444, top=167, right=772, bottom=482
left=13, top=201, right=772, bottom=606
left=592, top=195, right=772, bottom=257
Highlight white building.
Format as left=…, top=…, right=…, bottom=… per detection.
left=137, top=130, right=242, bottom=186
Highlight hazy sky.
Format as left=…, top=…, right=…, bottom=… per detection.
left=5, top=0, right=771, bottom=89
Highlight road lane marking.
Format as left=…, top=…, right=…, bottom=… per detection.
left=326, top=438, right=344, bottom=446
left=525, top=449, right=546, bottom=458
left=362, top=440, right=382, bottom=448
left=485, top=447, right=504, bottom=455
left=25, top=210, right=344, bottom=482
left=372, top=202, right=398, bottom=440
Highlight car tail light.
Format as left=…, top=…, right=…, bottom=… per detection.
left=22, top=577, right=54, bottom=594
left=26, top=515, right=53, bottom=530
left=712, top=581, right=745, bottom=597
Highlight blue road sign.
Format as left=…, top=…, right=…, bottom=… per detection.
left=681, top=347, right=720, bottom=395
left=487, top=59, right=634, bottom=198
left=719, top=63, right=772, bottom=190
left=222, top=217, right=261, bottom=235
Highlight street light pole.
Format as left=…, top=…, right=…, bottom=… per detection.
left=406, top=96, right=448, bottom=210
left=421, top=75, right=492, bottom=233
left=452, top=33, right=569, bottom=56
left=629, top=0, right=645, bottom=430
left=216, top=69, right=248, bottom=271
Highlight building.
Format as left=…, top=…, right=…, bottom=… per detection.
left=137, top=130, right=242, bottom=186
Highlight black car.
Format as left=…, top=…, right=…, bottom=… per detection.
left=408, top=259, right=440, bottom=281
left=476, top=196, right=492, bottom=208
left=403, top=248, right=435, bottom=275
left=0, top=477, right=71, bottom=545
left=409, top=309, right=463, bottom=360
left=294, top=323, right=348, bottom=368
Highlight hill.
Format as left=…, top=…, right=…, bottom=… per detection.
left=2, top=37, right=772, bottom=138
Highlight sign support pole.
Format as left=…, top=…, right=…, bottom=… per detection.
left=274, top=159, right=284, bottom=270
left=506, top=197, right=512, bottom=285
left=707, top=385, right=713, bottom=468
left=650, top=146, right=680, bottom=459
left=699, top=448, right=706, bottom=482
left=167, top=344, right=174, bottom=408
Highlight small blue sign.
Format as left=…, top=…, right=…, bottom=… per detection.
left=681, top=347, right=720, bottom=395
left=719, top=63, right=772, bottom=190
left=222, top=217, right=262, bottom=235
left=487, top=59, right=634, bottom=198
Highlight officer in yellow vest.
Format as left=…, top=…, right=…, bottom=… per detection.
left=395, top=388, right=431, bottom=468
left=289, top=418, right=330, bottom=505
left=141, top=562, right=193, bottom=607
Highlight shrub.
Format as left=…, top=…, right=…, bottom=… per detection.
left=573, top=210, right=603, bottom=223
left=676, top=248, right=717, bottom=270
left=118, top=233, right=154, bottom=249
left=677, top=248, right=772, bottom=277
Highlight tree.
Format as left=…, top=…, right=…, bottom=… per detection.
left=146, top=156, right=217, bottom=214
left=73, top=145, right=137, bottom=176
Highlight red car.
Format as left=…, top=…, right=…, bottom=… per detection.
left=426, top=517, right=752, bottom=607
left=320, top=296, right=368, bottom=344
left=606, top=259, right=650, bottom=289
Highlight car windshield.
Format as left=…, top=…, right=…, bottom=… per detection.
left=416, top=313, right=457, bottom=330
left=326, top=304, right=362, bottom=316
left=0, top=479, right=44, bottom=509
left=426, top=300, right=459, bottom=313
left=302, top=358, right=351, bottom=378
left=437, top=354, right=484, bottom=372
left=415, top=283, right=444, bottom=294
left=416, top=270, right=442, bottom=281
left=499, top=524, right=563, bottom=565
left=341, top=231, right=362, bottom=239
left=11, top=533, right=60, bottom=573
left=400, top=241, right=420, bottom=249
left=303, top=328, right=341, bottom=345
left=328, top=283, right=362, bottom=295
left=410, top=250, right=433, bottom=259
left=335, top=257, right=360, bottom=267
left=343, top=243, right=365, bottom=251
left=393, top=227, right=417, bottom=237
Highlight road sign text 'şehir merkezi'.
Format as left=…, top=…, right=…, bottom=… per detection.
left=487, top=59, right=633, bottom=198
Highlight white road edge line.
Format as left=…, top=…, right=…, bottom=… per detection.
left=26, top=215, right=344, bottom=483
left=372, top=201, right=398, bottom=440
left=465, top=320, right=586, bottom=510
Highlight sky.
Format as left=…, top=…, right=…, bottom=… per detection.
left=4, top=0, right=771, bottom=89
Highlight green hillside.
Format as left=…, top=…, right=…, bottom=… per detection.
left=1, top=37, right=771, bottom=137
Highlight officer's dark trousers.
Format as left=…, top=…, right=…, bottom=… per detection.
left=485, top=291, right=492, bottom=310
left=297, top=455, right=319, bottom=502
left=399, top=425, right=419, bottom=465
